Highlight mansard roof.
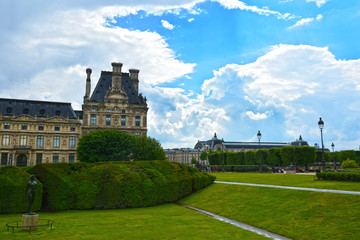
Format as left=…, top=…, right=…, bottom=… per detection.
left=0, top=98, right=77, bottom=119
left=89, top=71, right=144, bottom=104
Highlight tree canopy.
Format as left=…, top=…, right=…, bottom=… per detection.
left=77, top=130, right=166, bottom=163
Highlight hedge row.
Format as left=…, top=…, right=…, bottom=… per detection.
left=0, top=166, right=43, bottom=214
left=316, top=171, right=360, bottom=182
left=210, top=165, right=270, bottom=172
left=26, top=161, right=215, bottom=211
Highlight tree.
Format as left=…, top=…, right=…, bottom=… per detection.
left=77, top=130, right=133, bottom=163
left=132, top=135, right=166, bottom=161
left=77, top=130, right=166, bottom=163
left=200, top=151, right=208, bottom=163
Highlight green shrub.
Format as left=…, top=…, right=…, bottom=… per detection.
left=316, top=171, right=360, bottom=182
left=210, top=165, right=270, bottom=172
left=27, top=163, right=77, bottom=211
left=0, top=166, right=42, bottom=214
left=24, top=161, right=215, bottom=211
left=341, top=159, right=359, bottom=169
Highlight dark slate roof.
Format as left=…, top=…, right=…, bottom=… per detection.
left=0, top=98, right=77, bottom=119
left=89, top=71, right=143, bottom=104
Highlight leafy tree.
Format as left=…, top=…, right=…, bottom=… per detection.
left=268, top=148, right=282, bottom=166
left=132, top=135, right=166, bottom=161
left=77, top=130, right=133, bottom=163
left=341, top=159, right=359, bottom=169
left=77, top=130, right=166, bottom=163
left=200, top=151, right=208, bottom=162
left=280, top=146, right=294, bottom=166
left=191, top=157, right=197, bottom=165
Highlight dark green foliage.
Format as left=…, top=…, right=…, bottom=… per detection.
left=244, top=150, right=256, bottom=165
left=259, top=149, right=268, bottom=165
left=268, top=148, right=282, bottom=166
left=77, top=130, right=133, bottom=163
left=22, top=161, right=215, bottom=211
left=295, top=146, right=316, bottom=166
left=0, top=166, right=42, bottom=214
left=210, top=165, right=270, bottom=172
left=27, top=163, right=78, bottom=211
left=200, top=151, right=208, bottom=161
left=132, top=136, right=167, bottom=161
left=234, top=152, right=245, bottom=165
left=77, top=130, right=166, bottom=163
left=280, top=146, right=295, bottom=166
left=316, top=171, right=360, bottom=182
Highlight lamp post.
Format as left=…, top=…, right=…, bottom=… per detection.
left=257, top=130, right=262, bottom=173
left=221, top=141, right=225, bottom=173
left=318, top=117, right=325, bottom=172
left=331, top=142, right=335, bottom=171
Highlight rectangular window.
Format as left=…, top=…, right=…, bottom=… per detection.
left=90, top=114, right=96, bottom=125
left=106, top=109, right=111, bottom=112
left=53, top=153, right=59, bottom=163
left=1, top=153, right=8, bottom=166
left=37, top=136, right=44, bottom=147
left=4, top=123, right=10, bottom=129
left=2, top=135, right=9, bottom=146
left=53, top=136, right=60, bottom=148
left=70, top=126, right=76, bottom=131
left=136, top=110, right=141, bottom=114
left=22, top=124, right=28, bottom=130
left=69, top=137, right=76, bottom=148
left=135, top=132, right=141, bottom=136
left=121, top=110, right=126, bottom=113
left=135, top=116, right=141, bottom=126
left=36, top=153, right=43, bottom=164
left=121, top=115, right=126, bottom=126
left=69, top=153, right=75, bottom=163
left=106, top=115, right=111, bottom=126
left=38, top=124, right=44, bottom=131
left=20, top=135, right=27, bottom=146
left=54, top=125, right=60, bottom=131
left=91, top=108, right=96, bottom=112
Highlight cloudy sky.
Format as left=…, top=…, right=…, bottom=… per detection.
left=1, top=0, right=360, bottom=150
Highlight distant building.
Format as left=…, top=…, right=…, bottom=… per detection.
left=165, top=133, right=310, bottom=165
left=0, top=62, right=148, bottom=167
left=194, top=133, right=309, bottom=152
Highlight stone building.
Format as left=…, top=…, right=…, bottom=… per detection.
left=0, top=62, right=148, bottom=167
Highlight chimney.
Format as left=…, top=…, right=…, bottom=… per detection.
left=111, top=62, right=123, bottom=75
left=111, top=62, right=123, bottom=91
left=85, top=68, right=92, bottom=100
left=129, top=69, right=139, bottom=94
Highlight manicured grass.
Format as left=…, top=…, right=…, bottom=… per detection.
left=180, top=183, right=360, bottom=240
left=211, top=172, right=360, bottom=191
left=0, top=204, right=266, bottom=240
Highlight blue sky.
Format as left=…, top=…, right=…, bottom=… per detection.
left=1, top=0, right=360, bottom=150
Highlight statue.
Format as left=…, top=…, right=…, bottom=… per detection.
left=25, top=174, right=37, bottom=215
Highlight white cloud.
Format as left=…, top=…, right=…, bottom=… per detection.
left=198, top=44, right=360, bottom=149
left=245, top=111, right=272, bottom=120
left=212, top=0, right=295, bottom=20
left=306, top=0, right=329, bottom=7
left=188, top=18, right=195, bottom=22
left=161, top=20, right=175, bottom=30
left=288, top=14, right=323, bottom=29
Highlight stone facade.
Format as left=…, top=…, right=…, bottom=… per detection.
left=0, top=62, right=148, bottom=167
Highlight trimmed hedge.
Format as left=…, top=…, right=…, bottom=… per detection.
left=316, top=171, right=360, bottom=182
left=211, top=165, right=270, bottom=172
left=26, top=161, right=215, bottom=211
left=0, top=166, right=42, bottom=214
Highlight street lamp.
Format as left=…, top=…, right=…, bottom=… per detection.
left=257, top=130, right=262, bottom=173
left=221, top=141, right=225, bottom=173
left=318, top=117, right=325, bottom=172
left=331, top=142, right=335, bottom=171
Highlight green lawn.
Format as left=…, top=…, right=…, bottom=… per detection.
left=0, top=204, right=266, bottom=240
left=211, top=172, right=360, bottom=191
left=180, top=183, right=360, bottom=240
